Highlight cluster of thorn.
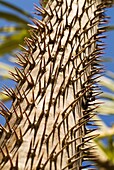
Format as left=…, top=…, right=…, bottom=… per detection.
left=0, top=0, right=110, bottom=169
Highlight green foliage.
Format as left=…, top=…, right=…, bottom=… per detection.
left=0, top=1, right=33, bottom=102
left=92, top=71, right=114, bottom=169
left=0, top=1, right=32, bottom=57
left=41, top=0, right=49, bottom=7
left=0, top=1, right=32, bottom=18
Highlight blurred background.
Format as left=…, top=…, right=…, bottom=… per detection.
left=0, top=0, right=114, bottom=169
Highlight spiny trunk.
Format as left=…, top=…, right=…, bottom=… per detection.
left=0, top=0, right=111, bottom=169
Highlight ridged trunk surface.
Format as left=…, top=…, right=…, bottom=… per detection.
left=0, top=0, right=110, bottom=169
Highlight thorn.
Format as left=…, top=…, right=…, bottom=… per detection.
left=0, top=102, right=12, bottom=121
left=56, top=0, right=63, bottom=6
left=24, top=111, right=32, bottom=126
left=64, top=0, right=68, bottom=13
left=48, top=3, right=54, bottom=18
left=6, top=121, right=12, bottom=133
left=2, top=86, right=15, bottom=101
left=43, top=28, right=47, bottom=50
left=0, top=146, right=8, bottom=165
left=23, top=111, right=32, bottom=136
left=55, top=7, right=62, bottom=22
left=37, top=39, right=46, bottom=55
left=24, top=37, right=33, bottom=51
left=12, top=103, right=22, bottom=125
left=29, top=29, right=38, bottom=41
left=0, top=146, right=5, bottom=161
left=22, top=89, right=30, bottom=106
left=28, top=23, right=38, bottom=30
left=37, top=19, right=45, bottom=27
left=15, top=53, right=24, bottom=66
left=0, top=124, right=9, bottom=135
left=16, top=52, right=27, bottom=67
left=24, top=71, right=35, bottom=88
left=47, top=19, right=53, bottom=33
left=41, top=144, right=58, bottom=169
left=15, top=86, right=23, bottom=101
left=14, top=128, right=23, bottom=148
left=15, top=154, right=19, bottom=169
left=51, top=112, right=60, bottom=144
left=42, top=6, right=53, bottom=18
left=34, top=4, right=45, bottom=16
left=14, top=67, right=24, bottom=81
left=25, top=139, right=38, bottom=169
left=31, top=18, right=45, bottom=31
left=3, top=144, right=13, bottom=167
left=19, top=44, right=28, bottom=52
left=47, top=43, right=51, bottom=62
left=36, top=152, right=44, bottom=169
left=9, top=71, right=20, bottom=82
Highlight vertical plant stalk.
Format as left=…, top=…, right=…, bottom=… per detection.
left=0, top=0, right=111, bottom=169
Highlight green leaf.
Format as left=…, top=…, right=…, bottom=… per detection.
left=95, top=137, right=114, bottom=164
left=0, top=1, right=32, bottom=18
left=100, top=77, right=114, bottom=92
left=0, top=26, right=28, bottom=33
left=107, top=71, right=114, bottom=79
left=0, top=62, right=14, bottom=71
left=97, top=100, right=114, bottom=114
left=101, top=92, right=114, bottom=101
left=0, top=30, right=29, bottom=56
left=0, top=12, right=28, bottom=24
left=0, top=62, right=15, bottom=79
left=41, top=0, right=50, bottom=7
left=0, top=70, right=11, bottom=79
left=0, top=92, right=10, bottom=102
left=107, top=25, right=114, bottom=31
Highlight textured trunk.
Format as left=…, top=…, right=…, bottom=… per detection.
left=0, top=0, right=111, bottom=169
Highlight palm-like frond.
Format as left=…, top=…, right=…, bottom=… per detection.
left=0, top=1, right=32, bottom=18
left=0, top=1, right=33, bottom=101
left=92, top=71, right=114, bottom=169
left=0, top=1, right=32, bottom=56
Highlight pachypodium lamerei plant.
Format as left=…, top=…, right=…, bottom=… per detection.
left=0, top=0, right=113, bottom=169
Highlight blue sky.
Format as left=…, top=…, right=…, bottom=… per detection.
left=104, top=7, right=114, bottom=71
left=0, top=0, right=39, bottom=13
left=0, top=1, right=114, bottom=126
